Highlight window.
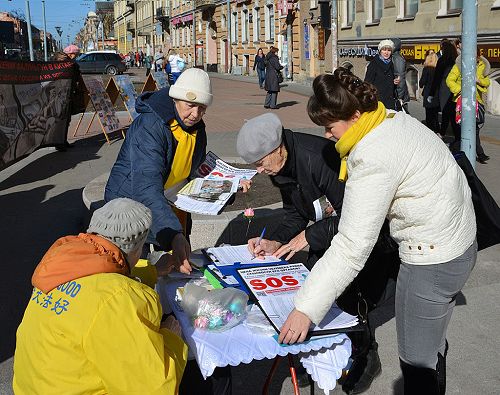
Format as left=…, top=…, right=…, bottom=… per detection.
left=187, top=26, right=191, bottom=46
left=347, top=0, right=355, bottom=26
left=253, top=8, right=260, bottom=43
left=372, top=0, right=383, bottom=22
left=438, top=0, right=463, bottom=15
left=398, top=0, right=418, bottom=18
left=181, top=27, right=186, bottom=47
left=265, top=4, right=274, bottom=42
left=231, top=11, right=238, bottom=44
left=221, top=15, right=226, bottom=29
left=242, top=9, right=249, bottom=43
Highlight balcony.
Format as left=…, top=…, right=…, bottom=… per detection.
left=156, top=6, right=170, bottom=19
left=126, top=21, right=135, bottom=33
left=194, top=0, right=216, bottom=10
left=126, top=0, right=135, bottom=8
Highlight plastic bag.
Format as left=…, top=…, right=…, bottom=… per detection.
left=181, top=282, right=248, bottom=332
left=243, top=304, right=277, bottom=336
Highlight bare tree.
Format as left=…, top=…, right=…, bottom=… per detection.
left=9, top=9, right=26, bottom=22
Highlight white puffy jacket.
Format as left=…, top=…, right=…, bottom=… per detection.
left=294, top=111, right=476, bottom=324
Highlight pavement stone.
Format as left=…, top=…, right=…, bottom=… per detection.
left=1, top=73, right=499, bottom=395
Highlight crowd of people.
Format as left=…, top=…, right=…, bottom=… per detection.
left=11, top=36, right=495, bottom=395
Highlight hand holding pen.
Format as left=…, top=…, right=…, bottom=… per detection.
left=247, top=227, right=283, bottom=259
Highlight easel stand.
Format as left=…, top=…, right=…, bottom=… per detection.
left=105, top=76, right=137, bottom=125
left=262, top=355, right=302, bottom=395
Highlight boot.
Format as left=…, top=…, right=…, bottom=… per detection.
left=436, top=340, right=449, bottom=395
left=400, top=359, right=439, bottom=395
left=342, top=341, right=382, bottom=394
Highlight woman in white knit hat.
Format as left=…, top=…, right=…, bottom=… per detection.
left=365, top=39, right=400, bottom=110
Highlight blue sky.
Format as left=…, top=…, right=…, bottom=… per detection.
left=2, top=0, right=103, bottom=46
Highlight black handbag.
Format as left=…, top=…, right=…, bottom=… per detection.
left=454, top=151, right=500, bottom=251
left=276, top=70, right=284, bottom=84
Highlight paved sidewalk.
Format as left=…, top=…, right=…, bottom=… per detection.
left=1, top=74, right=499, bottom=395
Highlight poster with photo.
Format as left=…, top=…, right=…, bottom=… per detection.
left=83, top=76, right=121, bottom=134
left=152, top=71, right=169, bottom=89
left=114, top=75, right=138, bottom=119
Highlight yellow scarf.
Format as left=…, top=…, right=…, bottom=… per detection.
left=164, top=119, right=197, bottom=233
left=335, top=102, right=387, bottom=182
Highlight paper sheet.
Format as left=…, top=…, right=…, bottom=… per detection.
left=206, top=245, right=282, bottom=266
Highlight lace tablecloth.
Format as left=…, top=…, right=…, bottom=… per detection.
left=157, top=278, right=352, bottom=394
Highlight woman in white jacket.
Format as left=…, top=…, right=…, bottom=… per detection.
left=279, top=68, right=477, bottom=394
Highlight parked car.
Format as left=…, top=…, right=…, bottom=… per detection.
left=76, top=51, right=126, bottom=75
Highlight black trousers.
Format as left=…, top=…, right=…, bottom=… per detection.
left=179, top=360, right=232, bottom=395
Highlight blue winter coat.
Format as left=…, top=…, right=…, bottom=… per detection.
left=104, top=88, right=207, bottom=250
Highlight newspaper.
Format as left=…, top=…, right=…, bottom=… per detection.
left=237, top=263, right=358, bottom=336
left=164, top=151, right=257, bottom=215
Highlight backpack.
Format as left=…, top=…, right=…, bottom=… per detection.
left=177, top=59, right=185, bottom=71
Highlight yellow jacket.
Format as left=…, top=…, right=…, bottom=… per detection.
left=14, top=234, right=188, bottom=394
left=446, top=55, right=491, bottom=104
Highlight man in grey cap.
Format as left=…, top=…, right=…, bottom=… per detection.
left=14, top=198, right=187, bottom=394
left=237, top=113, right=400, bottom=394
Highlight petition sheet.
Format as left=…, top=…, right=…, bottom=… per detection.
left=206, top=245, right=282, bottom=266
left=238, top=264, right=358, bottom=333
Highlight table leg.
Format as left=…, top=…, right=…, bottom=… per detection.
left=262, top=356, right=282, bottom=395
left=288, top=354, right=301, bottom=395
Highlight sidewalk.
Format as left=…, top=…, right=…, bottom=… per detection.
left=1, top=74, right=499, bottom=395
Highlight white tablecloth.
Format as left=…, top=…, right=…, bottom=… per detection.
left=157, top=277, right=352, bottom=394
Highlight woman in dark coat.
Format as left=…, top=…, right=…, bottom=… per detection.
left=419, top=51, right=440, bottom=133
left=365, top=39, right=400, bottom=110
left=264, top=46, right=283, bottom=109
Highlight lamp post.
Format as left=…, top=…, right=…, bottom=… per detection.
left=42, top=0, right=48, bottom=61
left=25, top=0, right=34, bottom=61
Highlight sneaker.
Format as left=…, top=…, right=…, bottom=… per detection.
left=342, top=342, right=382, bottom=394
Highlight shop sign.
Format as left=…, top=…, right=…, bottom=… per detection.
left=338, top=45, right=378, bottom=58
left=400, top=44, right=440, bottom=61
left=171, top=14, right=194, bottom=25
left=304, top=24, right=310, bottom=60
left=277, top=0, right=293, bottom=17
left=318, top=27, right=325, bottom=60
left=479, top=44, right=500, bottom=64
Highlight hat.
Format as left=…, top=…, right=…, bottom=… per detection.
left=63, top=44, right=80, bottom=55
left=169, top=68, right=213, bottom=106
left=236, top=113, right=283, bottom=163
left=87, top=198, right=152, bottom=254
left=378, top=39, right=394, bottom=52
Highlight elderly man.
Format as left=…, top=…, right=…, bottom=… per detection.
left=237, top=113, right=400, bottom=394
left=14, top=198, right=187, bottom=394
left=106, top=68, right=212, bottom=274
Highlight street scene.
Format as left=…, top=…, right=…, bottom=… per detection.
left=1, top=1, right=500, bottom=395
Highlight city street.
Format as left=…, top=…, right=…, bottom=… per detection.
left=1, top=74, right=499, bottom=394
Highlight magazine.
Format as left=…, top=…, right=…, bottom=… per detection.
left=164, top=151, right=257, bottom=215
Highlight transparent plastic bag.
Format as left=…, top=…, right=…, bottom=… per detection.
left=181, top=282, right=248, bottom=332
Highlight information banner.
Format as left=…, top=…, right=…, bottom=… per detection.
left=83, top=76, right=121, bottom=134
left=114, top=75, right=138, bottom=119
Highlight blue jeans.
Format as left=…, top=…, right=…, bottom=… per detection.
left=396, top=241, right=477, bottom=368
left=256, top=68, right=266, bottom=88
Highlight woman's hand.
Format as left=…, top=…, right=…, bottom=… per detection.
left=273, top=231, right=308, bottom=261
left=278, top=309, right=311, bottom=344
left=247, top=238, right=281, bottom=258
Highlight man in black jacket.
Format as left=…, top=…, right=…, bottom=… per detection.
left=237, top=113, right=400, bottom=394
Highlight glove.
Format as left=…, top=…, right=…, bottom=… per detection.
left=427, top=96, right=434, bottom=104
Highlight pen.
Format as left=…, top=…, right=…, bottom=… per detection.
left=252, top=226, right=266, bottom=259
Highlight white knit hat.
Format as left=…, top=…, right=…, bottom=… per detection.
left=87, top=198, right=152, bottom=254
left=169, top=68, right=213, bottom=106
left=378, top=39, right=394, bottom=52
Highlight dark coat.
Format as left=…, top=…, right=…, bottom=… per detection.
left=269, top=130, right=344, bottom=256
left=269, top=130, right=400, bottom=314
left=253, top=54, right=266, bottom=71
left=104, top=88, right=207, bottom=250
left=419, top=66, right=439, bottom=108
left=429, top=56, right=454, bottom=111
left=264, top=52, right=283, bottom=92
left=391, top=38, right=411, bottom=103
left=365, top=56, right=397, bottom=110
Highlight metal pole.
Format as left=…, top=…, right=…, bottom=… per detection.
left=193, top=1, right=196, bottom=67
left=331, top=0, right=338, bottom=71
left=460, top=1, right=477, bottom=168
left=42, top=0, right=48, bottom=61
left=134, top=0, right=138, bottom=52
left=227, top=0, right=231, bottom=73
left=25, top=0, right=34, bottom=61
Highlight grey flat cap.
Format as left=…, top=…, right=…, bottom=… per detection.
left=236, top=113, right=283, bottom=163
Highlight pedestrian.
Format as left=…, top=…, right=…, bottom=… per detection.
left=446, top=50, right=491, bottom=163
left=365, top=39, right=400, bottom=110
left=154, top=48, right=164, bottom=72
left=144, top=53, right=152, bottom=77
left=139, top=50, right=144, bottom=67
left=453, top=37, right=462, bottom=54
left=391, top=38, right=411, bottom=113
left=419, top=51, right=440, bottom=133
left=253, top=48, right=266, bottom=89
left=428, top=40, right=458, bottom=144
left=238, top=113, right=400, bottom=394
left=168, top=50, right=185, bottom=84
left=104, top=69, right=232, bottom=394
left=135, top=51, right=140, bottom=68
left=264, top=46, right=283, bottom=109
left=13, top=198, right=188, bottom=394
left=279, top=68, right=477, bottom=395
